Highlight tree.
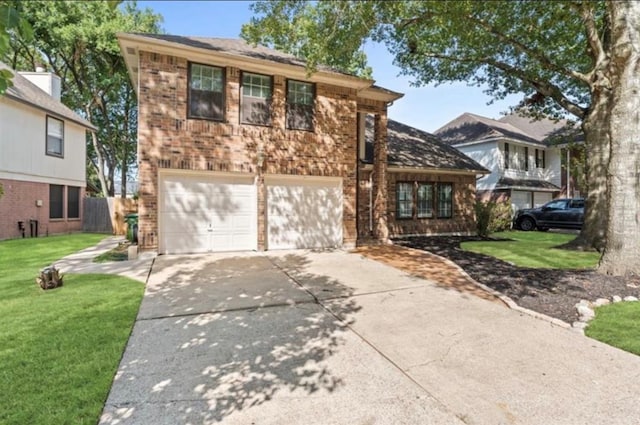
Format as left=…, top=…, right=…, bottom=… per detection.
left=0, top=0, right=31, bottom=93
left=242, top=0, right=640, bottom=276
left=5, top=1, right=162, bottom=197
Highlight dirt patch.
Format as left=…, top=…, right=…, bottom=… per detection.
left=396, top=236, right=640, bottom=324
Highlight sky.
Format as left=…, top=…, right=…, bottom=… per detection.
left=138, top=0, right=523, bottom=133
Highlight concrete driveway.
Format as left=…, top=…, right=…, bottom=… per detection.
left=100, top=250, right=640, bottom=425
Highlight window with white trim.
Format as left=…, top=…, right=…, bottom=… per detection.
left=46, top=116, right=64, bottom=157
left=241, top=72, right=272, bottom=125
left=286, top=80, right=314, bottom=131
left=417, top=183, right=433, bottom=218
left=188, top=63, right=224, bottom=120
left=437, top=183, right=453, bottom=218
left=396, top=182, right=413, bottom=219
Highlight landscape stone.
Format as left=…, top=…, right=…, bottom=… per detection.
left=623, top=296, right=639, bottom=302
left=612, top=295, right=622, bottom=303
left=576, top=304, right=595, bottom=321
left=593, top=298, right=610, bottom=307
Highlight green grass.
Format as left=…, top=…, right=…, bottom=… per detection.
left=0, top=234, right=144, bottom=425
left=461, top=231, right=601, bottom=269
left=586, top=302, right=640, bottom=356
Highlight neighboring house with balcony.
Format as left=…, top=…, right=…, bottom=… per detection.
left=0, top=62, right=95, bottom=240
left=117, top=33, right=487, bottom=254
left=435, top=112, right=580, bottom=212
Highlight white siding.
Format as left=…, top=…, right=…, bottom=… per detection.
left=0, top=98, right=86, bottom=186
left=457, top=141, right=500, bottom=191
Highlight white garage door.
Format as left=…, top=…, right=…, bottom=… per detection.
left=266, top=177, right=343, bottom=250
left=533, top=192, right=553, bottom=208
left=511, top=190, right=532, bottom=213
left=159, top=173, right=257, bottom=254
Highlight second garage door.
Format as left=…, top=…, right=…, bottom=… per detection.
left=266, top=177, right=343, bottom=250
left=159, top=172, right=257, bottom=254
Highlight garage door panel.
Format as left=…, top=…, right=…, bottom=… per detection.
left=267, top=178, right=343, bottom=250
left=161, top=231, right=210, bottom=255
left=533, top=192, right=552, bottom=207
left=511, top=191, right=531, bottom=212
left=160, top=173, right=257, bottom=254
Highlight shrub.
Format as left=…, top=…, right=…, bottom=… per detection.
left=476, top=201, right=513, bottom=236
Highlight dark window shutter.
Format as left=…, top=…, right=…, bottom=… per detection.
left=504, top=143, right=510, bottom=169
left=524, top=147, right=529, bottom=171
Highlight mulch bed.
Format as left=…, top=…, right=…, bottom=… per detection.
left=396, top=235, right=640, bottom=324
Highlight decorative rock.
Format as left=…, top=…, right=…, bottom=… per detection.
left=593, top=298, right=610, bottom=307
left=576, top=299, right=591, bottom=308
left=623, top=296, right=639, bottom=302
left=576, top=305, right=595, bottom=321
left=612, top=295, right=622, bottom=303
left=572, top=321, right=588, bottom=330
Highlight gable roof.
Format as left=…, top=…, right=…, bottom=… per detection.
left=0, top=62, right=95, bottom=130
left=434, top=112, right=541, bottom=146
left=365, top=117, right=488, bottom=173
left=117, top=33, right=403, bottom=103
left=435, top=111, right=580, bottom=148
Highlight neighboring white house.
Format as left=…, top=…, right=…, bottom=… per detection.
left=0, top=62, right=95, bottom=240
left=435, top=112, right=579, bottom=212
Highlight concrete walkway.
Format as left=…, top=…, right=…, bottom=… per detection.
left=95, top=248, right=640, bottom=425
left=55, top=236, right=155, bottom=283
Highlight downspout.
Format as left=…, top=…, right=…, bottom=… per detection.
left=369, top=173, right=373, bottom=233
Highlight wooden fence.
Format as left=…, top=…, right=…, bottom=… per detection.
left=83, top=197, right=138, bottom=235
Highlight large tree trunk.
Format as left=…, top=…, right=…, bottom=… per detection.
left=575, top=93, right=610, bottom=251
left=598, top=1, right=640, bottom=275
left=85, top=107, right=109, bottom=198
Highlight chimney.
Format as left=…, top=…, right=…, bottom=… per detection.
left=18, top=67, right=62, bottom=101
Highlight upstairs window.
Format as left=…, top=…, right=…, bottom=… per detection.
left=535, top=149, right=546, bottom=168
left=287, top=80, right=314, bottom=131
left=504, top=143, right=510, bottom=169
left=189, top=63, right=224, bottom=121
left=46, top=116, right=64, bottom=157
left=241, top=72, right=272, bottom=125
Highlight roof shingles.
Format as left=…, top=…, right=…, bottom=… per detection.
left=0, top=62, right=94, bottom=130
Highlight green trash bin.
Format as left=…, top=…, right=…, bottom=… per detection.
left=124, top=213, right=138, bottom=244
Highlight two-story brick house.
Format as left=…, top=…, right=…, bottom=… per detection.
left=0, top=62, right=95, bottom=240
left=118, top=33, right=486, bottom=254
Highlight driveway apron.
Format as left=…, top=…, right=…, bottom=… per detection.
left=100, top=250, right=640, bottom=425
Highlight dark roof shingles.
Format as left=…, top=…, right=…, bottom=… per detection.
left=365, top=117, right=487, bottom=172
left=1, top=62, right=94, bottom=129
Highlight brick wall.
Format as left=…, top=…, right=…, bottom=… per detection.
left=137, top=51, right=360, bottom=250
left=0, top=178, right=83, bottom=240
left=356, top=170, right=477, bottom=238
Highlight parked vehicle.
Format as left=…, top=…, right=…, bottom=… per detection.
left=513, top=198, right=584, bottom=231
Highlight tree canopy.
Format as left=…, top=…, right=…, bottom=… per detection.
left=5, top=0, right=162, bottom=197
left=243, top=0, right=640, bottom=275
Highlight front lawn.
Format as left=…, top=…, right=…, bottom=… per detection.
left=0, top=235, right=144, bottom=425
left=586, top=302, right=640, bottom=356
left=460, top=231, right=601, bottom=269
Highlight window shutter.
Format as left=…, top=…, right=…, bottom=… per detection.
left=504, top=143, right=510, bottom=169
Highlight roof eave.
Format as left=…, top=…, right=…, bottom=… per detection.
left=387, top=165, right=489, bottom=175
left=3, top=93, right=97, bottom=131
left=117, top=32, right=375, bottom=93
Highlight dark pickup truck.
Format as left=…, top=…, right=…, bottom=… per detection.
left=513, top=198, right=584, bottom=231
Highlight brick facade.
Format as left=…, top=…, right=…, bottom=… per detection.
left=0, top=178, right=83, bottom=240
left=137, top=51, right=359, bottom=250
left=357, top=170, right=477, bottom=238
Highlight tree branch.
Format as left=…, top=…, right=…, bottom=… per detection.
left=424, top=52, right=587, bottom=119
left=463, top=13, right=592, bottom=85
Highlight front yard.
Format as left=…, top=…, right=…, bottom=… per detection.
left=0, top=234, right=144, bottom=425
left=398, top=231, right=640, bottom=356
